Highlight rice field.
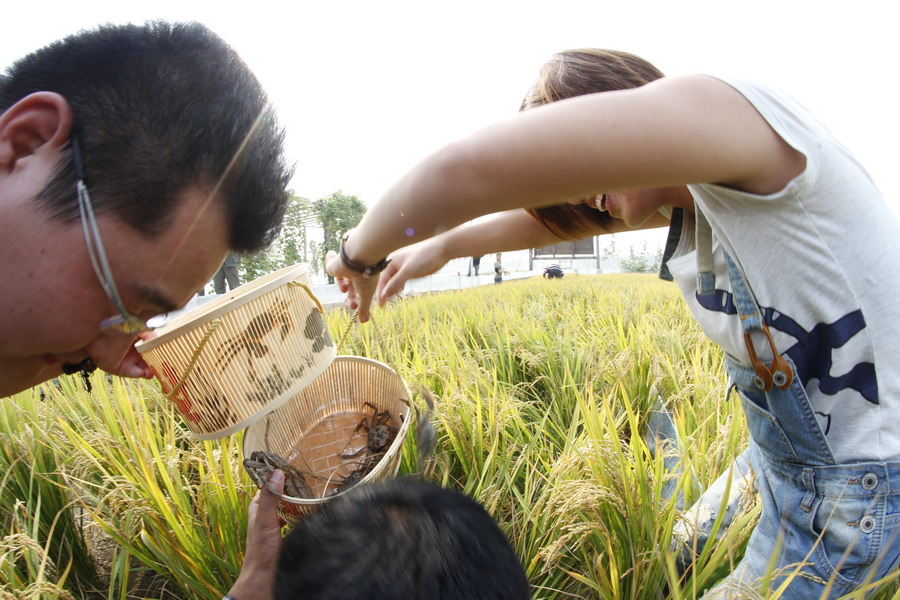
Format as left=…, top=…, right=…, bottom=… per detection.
left=1, top=274, right=897, bottom=599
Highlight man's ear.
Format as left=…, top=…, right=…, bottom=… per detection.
left=0, top=92, right=73, bottom=174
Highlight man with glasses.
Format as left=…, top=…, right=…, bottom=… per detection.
left=0, top=21, right=292, bottom=397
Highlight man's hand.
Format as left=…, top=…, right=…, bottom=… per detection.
left=108, top=339, right=154, bottom=379
left=94, top=331, right=158, bottom=380
left=227, top=469, right=286, bottom=600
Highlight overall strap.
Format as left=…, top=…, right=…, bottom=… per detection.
left=695, top=206, right=793, bottom=392
left=695, top=207, right=716, bottom=295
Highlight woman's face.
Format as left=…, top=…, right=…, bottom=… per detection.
left=571, top=188, right=672, bottom=228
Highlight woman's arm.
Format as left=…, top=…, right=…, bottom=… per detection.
left=327, top=210, right=562, bottom=318
left=372, top=210, right=567, bottom=305
left=329, top=74, right=803, bottom=318
left=332, top=208, right=668, bottom=318
left=342, top=75, right=802, bottom=266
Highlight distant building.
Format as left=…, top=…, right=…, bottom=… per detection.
left=532, top=237, right=620, bottom=274
left=435, top=235, right=620, bottom=276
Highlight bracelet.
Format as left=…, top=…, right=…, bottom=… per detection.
left=339, top=233, right=391, bottom=278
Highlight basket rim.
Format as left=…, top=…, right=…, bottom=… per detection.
left=136, top=263, right=310, bottom=351
left=242, top=355, right=413, bottom=506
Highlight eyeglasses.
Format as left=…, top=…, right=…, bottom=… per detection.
left=73, top=136, right=166, bottom=335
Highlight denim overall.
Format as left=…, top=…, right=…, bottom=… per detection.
left=692, top=210, right=900, bottom=599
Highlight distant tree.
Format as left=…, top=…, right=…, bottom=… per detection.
left=240, top=192, right=316, bottom=280
left=228, top=191, right=365, bottom=284
left=602, top=234, right=618, bottom=259
left=241, top=247, right=281, bottom=282
left=309, top=241, right=324, bottom=276
left=314, top=191, right=367, bottom=283
left=279, top=193, right=315, bottom=269
left=620, top=241, right=655, bottom=273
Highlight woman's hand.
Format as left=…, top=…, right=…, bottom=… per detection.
left=227, top=470, right=286, bottom=600
left=375, top=240, right=448, bottom=303
left=324, top=250, right=382, bottom=323
left=325, top=237, right=450, bottom=322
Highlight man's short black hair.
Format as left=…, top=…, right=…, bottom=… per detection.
left=0, top=21, right=292, bottom=250
left=275, top=478, right=531, bottom=599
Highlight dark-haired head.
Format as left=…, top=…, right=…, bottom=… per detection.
left=275, top=478, right=531, bottom=600
left=521, top=49, right=665, bottom=238
left=0, top=21, right=292, bottom=250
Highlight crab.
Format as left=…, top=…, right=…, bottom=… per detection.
left=328, top=463, right=370, bottom=497
left=243, top=450, right=313, bottom=499
left=341, top=402, right=398, bottom=460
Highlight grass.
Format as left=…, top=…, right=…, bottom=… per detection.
left=1, top=273, right=897, bottom=599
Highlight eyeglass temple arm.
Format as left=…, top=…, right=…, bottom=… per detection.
left=72, top=136, right=132, bottom=318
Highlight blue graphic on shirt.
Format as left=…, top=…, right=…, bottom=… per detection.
left=696, top=290, right=878, bottom=405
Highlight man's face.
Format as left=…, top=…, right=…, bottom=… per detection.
left=0, top=187, right=230, bottom=393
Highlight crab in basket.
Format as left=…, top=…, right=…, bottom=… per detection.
left=243, top=450, right=314, bottom=499
left=304, top=402, right=397, bottom=497
left=341, top=402, right=399, bottom=460
left=329, top=394, right=436, bottom=497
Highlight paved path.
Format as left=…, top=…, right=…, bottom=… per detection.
left=173, top=271, right=543, bottom=320
left=310, top=270, right=541, bottom=307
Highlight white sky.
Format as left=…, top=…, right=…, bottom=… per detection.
left=4, top=1, right=898, bottom=254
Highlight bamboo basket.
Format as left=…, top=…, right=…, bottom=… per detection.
left=136, top=264, right=336, bottom=439
left=242, top=355, right=412, bottom=524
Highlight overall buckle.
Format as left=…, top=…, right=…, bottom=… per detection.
left=744, top=321, right=793, bottom=392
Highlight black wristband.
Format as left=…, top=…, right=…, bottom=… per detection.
left=339, top=234, right=391, bottom=277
